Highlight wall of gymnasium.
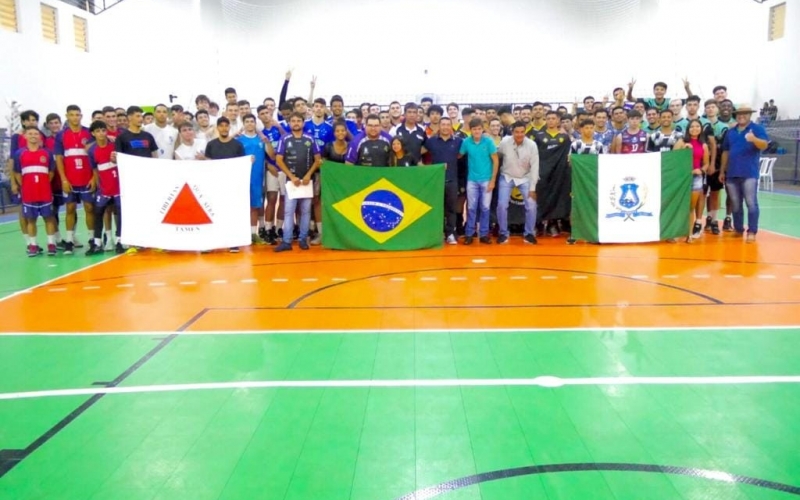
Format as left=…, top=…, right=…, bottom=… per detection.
left=2, top=0, right=791, bottom=122
left=755, top=0, right=798, bottom=119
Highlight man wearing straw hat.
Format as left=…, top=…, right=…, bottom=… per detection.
left=719, top=104, right=770, bottom=243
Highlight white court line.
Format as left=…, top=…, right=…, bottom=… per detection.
left=389, top=277, right=406, bottom=282
left=724, top=275, right=742, bottom=279
left=630, top=275, right=648, bottom=279
left=82, top=286, right=100, bottom=290
left=240, top=279, right=258, bottom=284
left=692, top=274, right=710, bottom=279
left=472, top=259, right=487, bottom=264
left=571, top=276, right=587, bottom=280
left=179, top=281, right=197, bottom=286
left=301, top=278, right=318, bottom=282
left=116, top=283, right=134, bottom=288
left=272, top=278, right=288, bottom=283
left=763, top=229, right=800, bottom=241
left=210, top=280, right=228, bottom=285
left=148, top=282, right=166, bottom=287
left=541, top=276, right=557, bottom=280
left=3, top=375, right=799, bottom=401
left=4, top=325, right=800, bottom=337
left=450, top=277, right=467, bottom=281
left=47, top=288, right=66, bottom=293
left=0, top=254, right=122, bottom=304
left=331, top=278, right=347, bottom=282
left=420, top=277, right=437, bottom=281
left=757, top=275, right=776, bottom=279
left=510, top=276, right=528, bottom=280
left=479, top=276, right=496, bottom=281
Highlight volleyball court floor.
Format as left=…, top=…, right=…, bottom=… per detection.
left=0, top=191, right=799, bottom=499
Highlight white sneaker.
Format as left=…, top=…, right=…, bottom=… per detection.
left=446, top=234, right=457, bottom=245
left=310, top=234, right=322, bottom=246
left=104, top=240, right=114, bottom=252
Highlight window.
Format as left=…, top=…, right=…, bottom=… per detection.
left=41, top=3, right=58, bottom=44
left=73, top=15, right=87, bottom=51
left=769, top=2, right=786, bottom=41
left=0, top=0, right=18, bottom=32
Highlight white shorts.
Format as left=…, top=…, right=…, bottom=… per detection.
left=266, top=171, right=286, bottom=195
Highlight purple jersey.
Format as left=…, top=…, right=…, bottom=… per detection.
left=620, top=129, right=648, bottom=154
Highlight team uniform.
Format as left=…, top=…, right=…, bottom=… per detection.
left=570, top=138, right=606, bottom=155
left=643, top=97, right=671, bottom=112
left=87, top=142, right=122, bottom=252
left=346, top=133, right=391, bottom=166
left=642, top=123, right=660, bottom=135
left=392, top=123, right=427, bottom=163
left=647, top=129, right=684, bottom=152
left=593, top=128, right=616, bottom=152
left=263, top=125, right=285, bottom=195
left=705, top=119, right=731, bottom=193
left=13, top=147, right=55, bottom=220
left=42, top=134, right=63, bottom=210
left=303, top=119, right=334, bottom=150
left=275, top=134, right=320, bottom=247
left=237, top=133, right=267, bottom=208
left=619, top=129, right=648, bottom=154
left=534, top=130, right=572, bottom=225
left=54, top=127, right=94, bottom=203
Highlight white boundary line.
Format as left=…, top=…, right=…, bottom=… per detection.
left=0, top=255, right=122, bottom=304
left=762, top=229, right=800, bottom=240
left=2, top=375, right=799, bottom=401
left=1, top=325, right=799, bottom=336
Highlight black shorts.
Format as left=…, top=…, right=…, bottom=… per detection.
left=705, top=170, right=724, bottom=192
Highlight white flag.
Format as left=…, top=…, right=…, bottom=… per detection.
left=117, top=154, right=251, bottom=251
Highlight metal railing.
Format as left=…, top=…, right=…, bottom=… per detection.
left=53, top=0, right=127, bottom=15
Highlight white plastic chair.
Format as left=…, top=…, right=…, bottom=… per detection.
left=758, top=157, right=775, bottom=191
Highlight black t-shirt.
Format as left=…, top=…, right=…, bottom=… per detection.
left=205, top=139, right=245, bottom=160
left=323, top=142, right=348, bottom=163
left=115, top=129, right=158, bottom=158
left=390, top=153, right=417, bottom=167
left=278, top=135, right=317, bottom=177
left=355, top=139, right=391, bottom=167
left=394, top=124, right=427, bottom=162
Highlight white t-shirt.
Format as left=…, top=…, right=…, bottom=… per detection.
left=174, top=138, right=208, bottom=160
left=144, top=123, right=178, bottom=159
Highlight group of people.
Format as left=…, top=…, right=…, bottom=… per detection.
left=4, top=74, right=770, bottom=257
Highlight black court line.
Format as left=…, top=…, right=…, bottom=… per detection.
left=286, top=266, right=723, bottom=309
left=0, top=309, right=206, bottom=478
left=394, top=462, right=800, bottom=499
left=35, top=252, right=800, bottom=289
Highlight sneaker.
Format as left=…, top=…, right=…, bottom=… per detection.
left=27, top=245, right=38, bottom=258
left=274, top=241, right=292, bottom=252
left=446, top=234, right=457, bottom=245
left=566, top=236, right=576, bottom=245
left=722, top=217, right=733, bottom=232
left=115, top=242, right=124, bottom=254
left=691, top=222, right=702, bottom=239
left=102, top=232, right=108, bottom=247
left=479, top=236, right=492, bottom=244
left=63, top=242, right=74, bottom=255
left=47, top=244, right=57, bottom=256
left=103, top=240, right=114, bottom=252
left=710, top=222, right=720, bottom=235
left=36, top=245, right=44, bottom=254
left=73, top=238, right=84, bottom=249
left=276, top=227, right=284, bottom=240
left=524, top=234, right=538, bottom=245
left=547, top=223, right=560, bottom=237
left=251, top=234, right=263, bottom=245
left=86, top=242, right=103, bottom=256
left=746, top=232, right=757, bottom=244
left=463, top=236, right=474, bottom=245
left=299, top=239, right=310, bottom=250
left=229, top=247, right=240, bottom=253
left=57, top=240, right=68, bottom=250
left=497, top=234, right=509, bottom=244
left=704, top=216, right=713, bottom=232
left=310, top=234, right=322, bottom=246
left=258, top=226, right=268, bottom=241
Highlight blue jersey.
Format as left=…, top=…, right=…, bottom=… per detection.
left=262, top=125, right=283, bottom=165
left=303, top=119, right=334, bottom=149
left=237, top=133, right=266, bottom=182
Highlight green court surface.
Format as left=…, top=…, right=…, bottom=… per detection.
left=1, top=329, right=799, bottom=500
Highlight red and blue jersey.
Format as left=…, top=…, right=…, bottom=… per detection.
left=87, top=143, right=119, bottom=197
left=54, top=127, right=93, bottom=186
left=43, top=134, right=63, bottom=192
left=620, top=129, right=648, bottom=154
left=13, top=147, right=55, bottom=203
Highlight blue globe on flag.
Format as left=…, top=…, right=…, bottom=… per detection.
left=361, top=190, right=405, bottom=232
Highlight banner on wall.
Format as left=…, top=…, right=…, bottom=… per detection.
left=117, top=154, right=251, bottom=251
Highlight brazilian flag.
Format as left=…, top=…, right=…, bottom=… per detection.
left=321, top=161, right=445, bottom=251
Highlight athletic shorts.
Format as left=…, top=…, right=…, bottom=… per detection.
left=64, top=185, right=94, bottom=204
left=250, top=178, right=265, bottom=209
left=22, top=202, right=54, bottom=220
left=10, top=193, right=21, bottom=205
left=266, top=171, right=287, bottom=195
left=95, top=194, right=120, bottom=208
left=52, top=192, right=64, bottom=208
left=692, top=175, right=704, bottom=192
left=313, top=172, right=321, bottom=197
left=705, top=170, right=724, bottom=192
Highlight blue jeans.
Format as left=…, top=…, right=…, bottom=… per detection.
left=726, top=177, right=759, bottom=234
left=496, top=175, right=537, bottom=237
left=466, top=180, right=492, bottom=238
left=283, top=196, right=312, bottom=241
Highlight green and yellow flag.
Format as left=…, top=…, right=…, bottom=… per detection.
left=321, top=161, right=445, bottom=250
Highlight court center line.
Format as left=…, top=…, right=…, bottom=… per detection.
left=3, top=375, right=800, bottom=401
left=3, top=325, right=800, bottom=336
